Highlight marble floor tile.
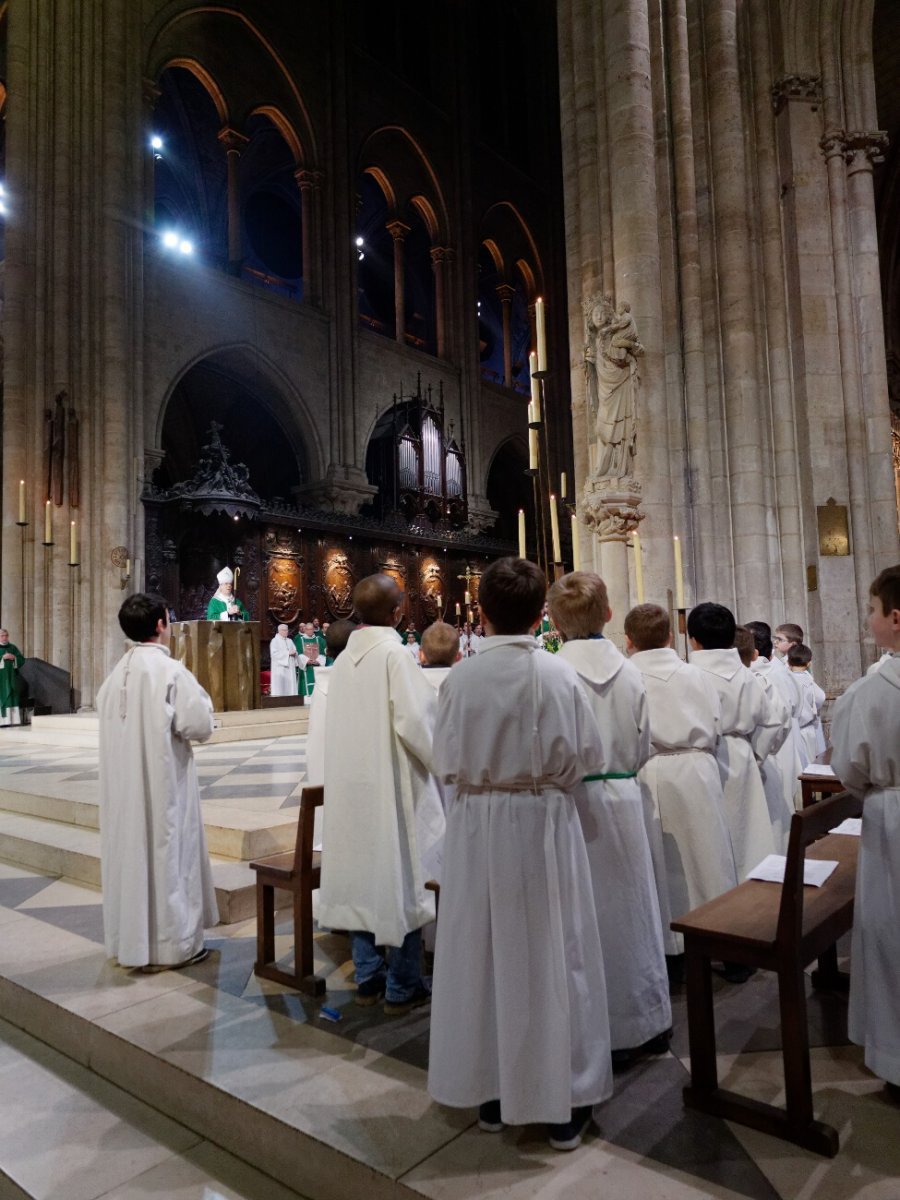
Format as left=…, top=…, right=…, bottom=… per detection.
left=93, top=1139, right=312, bottom=1200
left=16, top=877, right=102, bottom=909
left=402, top=1121, right=762, bottom=1200
left=0, top=1017, right=200, bottom=1200
left=718, top=1045, right=900, bottom=1199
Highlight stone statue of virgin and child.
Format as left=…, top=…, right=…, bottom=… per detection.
left=583, top=294, right=643, bottom=479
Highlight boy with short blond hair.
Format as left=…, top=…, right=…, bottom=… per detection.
left=549, top=575, right=671, bottom=1062
left=624, top=604, right=737, bottom=967
left=420, top=621, right=462, bottom=684
left=831, top=564, right=900, bottom=1096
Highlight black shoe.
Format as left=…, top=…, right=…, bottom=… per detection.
left=548, top=1105, right=592, bottom=1151
left=643, top=1028, right=673, bottom=1056
left=719, top=962, right=756, bottom=984
left=355, top=973, right=387, bottom=1006
left=383, top=983, right=432, bottom=1016
left=611, top=1047, right=634, bottom=1071
left=478, top=1100, right=504, bottom=1132
left=885, top=1082, right=900, bottom=1103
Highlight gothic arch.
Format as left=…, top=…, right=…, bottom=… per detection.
left=162, top=56, right=228, bottom=122
left=480, top=201, right=544, bottom=296
left=153, top=343, right=324, bottom=487
left=357, top=125, right=449, bottom=238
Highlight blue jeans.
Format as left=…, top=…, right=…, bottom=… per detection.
left=350, top=929, right=423, bottom=1003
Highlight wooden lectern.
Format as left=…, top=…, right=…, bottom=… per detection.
left=170, top=621, right=261, bottom=712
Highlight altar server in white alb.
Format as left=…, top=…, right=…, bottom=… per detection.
left=269, top=623, right=299, bottom=697
left=549, top=574, right=671, bottom=1062
left=747, top=619, right=807, bottom=782
left=429, top=558, right=612, bottom=1153
left=688, top=603, right=787, bottom=881
left=831, top=565, right=900, bottom=1096
left=318, top=576, right=444, bottom=1015
left=625, top=605, right=737, bottom=958
left=787, top=643, right=826, bottom=759
left=97, top=593, right=217, bottom=971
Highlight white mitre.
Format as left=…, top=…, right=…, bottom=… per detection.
left=217, top=567, right=234, bottom=585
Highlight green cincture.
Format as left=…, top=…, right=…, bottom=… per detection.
left=582, top=771, right=637, bottom=781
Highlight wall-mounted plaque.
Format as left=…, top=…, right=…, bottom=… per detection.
left=816, top=498, right=850, bottom=556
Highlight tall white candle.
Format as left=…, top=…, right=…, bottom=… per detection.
left=673, top=535, right=685, bottom=609
left=464, top=589, right=471, bottom=606
left=529, top=425, right=539, bottom=471
left=518, top=509, right=526, bottom=558
left=535, top=296, right=547, bottom=373
left=560, top=471, right=567, bottom=500
left=69, top=520, right=77, bottom=565
left=529, top=351, right=541, bottom=421
left=44, top=500, right=52, bottom=544
left=18, top=480, right=25, bottom=524
left=633, top=533, right=644, bottom=604
left=550, top=493, right=561, bottom=563
left=571, top=512, right=581, bottom=571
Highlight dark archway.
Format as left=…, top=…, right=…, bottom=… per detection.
left=485, top=438, right=531, bottom=544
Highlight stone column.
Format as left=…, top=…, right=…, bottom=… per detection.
left=496, top=283, right=515, bottom=387
left=703, top=0, right=771, bottom=613
left=844, top=131, right=898, bottom=569
left=430, top=246, right=452, bottom=359
left=296, top=167, right=322, bottom=305
left=218, top=126, right=248, bottom=274
left=386, top=218, right=410, bottom=345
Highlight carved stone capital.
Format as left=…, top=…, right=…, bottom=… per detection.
left=295, top=167, right=324, bottom=192
left=430, top=245, right=454, bottom=267
left=771, top=74, right=822, bottom=114
left=495, top=283, right=516, bottom=305
left=844, top=130, right=889, bottom=173
left=291, top=464, right=378, bottom=515
left=217, top=126, right=249, bottom=155
left=581, top=476, right=644, bottom=543
left=819, top=128, right=847, bottom=161
left=386, top=219, right=412, bottom=244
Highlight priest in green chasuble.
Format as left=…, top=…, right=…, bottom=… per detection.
left=0, top=629, right=25, bottom=726
left=293, top=623, right=321, bottom=700
left=206, top=567, right=249, bottom=621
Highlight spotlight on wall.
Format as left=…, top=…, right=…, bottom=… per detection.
left=178, top=239, right=194, bottom=255
left=355, top=236, right=364, bottom=247
left=160, top=230, right=194, bottom=256
left=161, top=230, right=178, bottom=248
left=150, top=135, right=163, bottom=150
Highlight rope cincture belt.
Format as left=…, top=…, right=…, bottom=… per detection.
left=583, top=771, right=637, bottom=781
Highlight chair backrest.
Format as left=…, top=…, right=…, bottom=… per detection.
left=776, top=789, right=862, bottom=948
left=292, top=785, right=323, bottom=873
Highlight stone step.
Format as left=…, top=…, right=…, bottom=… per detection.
left=0, top=783, right=299, bottom=862
left=0, top=1017, right=312, bottom=1200
left=0, top=812, right=259, bottom=924
left=24, top=706, right=309, bottom=748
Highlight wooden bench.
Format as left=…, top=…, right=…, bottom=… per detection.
left=250, top=784, right=325, bottom=997
left=799, top=749, right=844, bottom=810
left=671, top=789, right=862, bottom=1157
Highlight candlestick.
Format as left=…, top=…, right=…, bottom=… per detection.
left=535, top=296, right=547, bottom=373
left=43, top=500, right=52, bottom=545
left=518, top=509, right=526, bottom=559
left=560, top=471, right=567, bottom=501
left=633, top=533, right=645, bottom=604
left=18, top=480, right=25, bottom=525
left=571, top=512, right=581, bottom=571
left=529, top=351, right=541, bottom=421
left=673, top=535, right=685, bottom=609
left=549, top=493, right=561, bottom=563
left=69, top=520, right=77, bottom=565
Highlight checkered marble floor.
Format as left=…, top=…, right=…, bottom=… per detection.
left=0, top=854, right=896, bottom=1200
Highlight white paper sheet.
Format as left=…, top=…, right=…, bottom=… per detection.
left=831, top=818, right=862, bottom=837
left=801, top=763, right=836, bottom=778
left=746, top=854, right=839, bottom=887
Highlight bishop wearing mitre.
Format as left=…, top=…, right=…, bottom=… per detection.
left=206, top=567, right=249, bottom=622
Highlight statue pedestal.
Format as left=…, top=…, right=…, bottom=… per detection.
left=170, top=621, right=261, bottom=711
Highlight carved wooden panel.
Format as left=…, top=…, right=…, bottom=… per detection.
left=267, top=557, right=303, bottom=627
left=420, top=558, right=444, bottom=622
left=322, top=552, right=355, bottom=618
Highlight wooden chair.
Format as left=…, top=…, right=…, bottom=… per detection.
left=671, top=789, right=862, bottom=1157
left=250, top=785, right=325, bottom=996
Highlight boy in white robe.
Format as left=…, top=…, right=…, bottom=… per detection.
left=747, top=620, right=808, bottom=791
left=429, top=558, right=612, bottom=1152
left=318, top=576, right=444, bottom=1015
left=549, top=574, right=671, bottom=1061
left=419, top=621, right=461, bottom=693
left=788, top=644, right=826, bottom=759
left=625, top=605, right=737, bottom=973
left=688, top=604, right=785, bottom=882
left=269, top=623, right=299, bottom=697
left=97, top=593, right=217, bottom=971
left=772, top=622, right=804, bottom=668
left=305, top=620, right=355, bottom=851
left=831, top=564, right=900, bottom=1097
